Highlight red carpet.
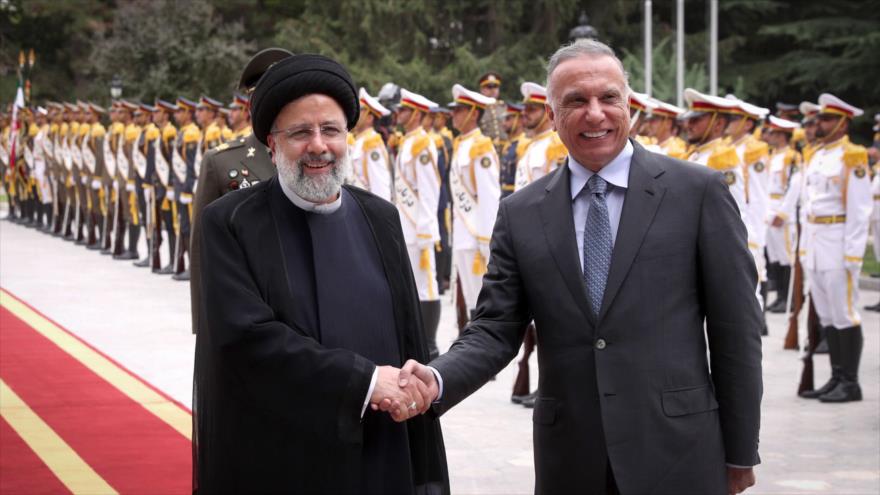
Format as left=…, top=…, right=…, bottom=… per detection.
left=0, top=296, right=191, bottom=494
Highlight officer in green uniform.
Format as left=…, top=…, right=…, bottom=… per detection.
left=188, top=47, right=292, bottom=334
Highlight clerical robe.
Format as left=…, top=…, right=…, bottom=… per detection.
left=194, top=177, right=449, bottom=494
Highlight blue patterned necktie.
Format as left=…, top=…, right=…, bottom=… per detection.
left=583, top=174, right=612, bottom=316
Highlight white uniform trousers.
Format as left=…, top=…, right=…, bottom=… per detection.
left=766, top=223, right=796, bottom=266
left=809, top=268, right=862, bottom=328
left=454, top=248, right=486, bottom=310
left=407, top=245, right=439, bottom=301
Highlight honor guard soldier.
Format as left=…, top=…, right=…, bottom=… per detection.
left=726, top=96, right=772, bottom=315
left=133, top=103, right=158, bottom=267
left=64, top=103, right=85, bottom=241
left=393, top=88, right=443, bottom=358
left=477, top=72, right=507, bottom=152
left=449, top=83, right=501, bottom=321
left=798, top=94, right=872, bottom=403
left=32, top=107, right=53, bottom=230
left=428, top=106, right=454, bottom=294
left=153, top=99, right=179, bottom=274
left=47, top=103, right=66, bottom=234
left=628, top=91, right=659, bottom=150
left=20, top=108, right=36, bottom=226
left=113, top=100, right=143, bottom=260
left=763, top=116, right=803, bottom=313
left=799, top=101, right=821, bottom=161
left=189, top=47, right=291, bottom=334
left=645, top=98, right=688, bottom=159
left=499, top=102, right=526, bottom=198
left=227, top=93, right=252, bottom=139
left=170, top=96, right=200, bottom=280
left=99, top=101, right=123, bottom=253
left=348, top=87, right=392, bottom=200
left=82, top=103, right=106, bottom=249
left=867, top=114, right=880, bottom=312
left=195, top=96, right=224, bottom=182
left=513, top=82, right=567, bottom=192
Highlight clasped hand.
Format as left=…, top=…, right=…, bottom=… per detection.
left=369, top=360, right=438, bottom=422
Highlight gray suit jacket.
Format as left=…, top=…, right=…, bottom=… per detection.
left=431, top=141, right=763, bottom=494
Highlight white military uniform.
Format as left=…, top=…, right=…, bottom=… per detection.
left=395, top=126, right=441, bottom=301
left=731, top=133, right=770, bottom=278
left=800, top=135, right=872, bottom=328
left=450, top=126, right=501, bottom=310
left=513, top=129, right=566, bottom=192
left=871, top=161, right=880, bottom=265
left=349, top=128, right=391, bottom=201
left=765, top=145, right=802, bottom=266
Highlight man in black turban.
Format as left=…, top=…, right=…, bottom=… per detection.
left=193, top=53, right=449, bottom=494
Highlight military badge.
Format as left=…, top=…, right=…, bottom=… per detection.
left=227, top=169, right=239, bottom=179
left=754, top=162, right=764, bottom=172
left=227, top=180, right=239, bottom=190
left=241, top=168, right=249, bottom=176
left=854, top=167, right=866, bottom=178
left=724, top=170, right=736, bottom=185
left=480, top=157, right=491, bottom=168
left=370, top=151, right=380, bottom=161
left=240, top=177, right=251, bottom=188
left=247, top=147, right=255, bottom=158
left=419, top=154, right=430, bottom=165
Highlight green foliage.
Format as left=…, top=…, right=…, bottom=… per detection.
left=621, top=36, right=708, bottom=103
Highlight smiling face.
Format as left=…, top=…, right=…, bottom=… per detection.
left=547, top=55, right=630, bottom=172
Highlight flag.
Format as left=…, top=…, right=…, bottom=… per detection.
left=7, top=85, right=25, bottom=182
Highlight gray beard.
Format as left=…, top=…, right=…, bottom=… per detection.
left=276, top=148, right=352, bottom=203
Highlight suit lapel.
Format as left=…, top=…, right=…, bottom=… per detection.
left=539, top=163, right=596, bottom=326
left=599, top=143, right=666, bottom=321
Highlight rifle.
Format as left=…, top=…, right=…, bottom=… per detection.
left=797, top=299, right=821, bottom=395
left=101, top=183, right=113, bottom=250
left=148, top=186, right=162, bottom=271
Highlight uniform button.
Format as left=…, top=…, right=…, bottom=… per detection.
left=595, top=338, right=606, bottom=350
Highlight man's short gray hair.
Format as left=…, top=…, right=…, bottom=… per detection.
left=545, top=39, right=630, bottom=107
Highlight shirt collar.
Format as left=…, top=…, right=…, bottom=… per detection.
left=279, top=177, right=343, bottom=214
left=568, top=139, right=633, bottom=200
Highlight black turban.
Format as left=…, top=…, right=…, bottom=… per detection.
left=250, top=54, right=359, bottom=145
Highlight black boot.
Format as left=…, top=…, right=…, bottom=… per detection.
left=768, top=265, right=791, bottom=313
left=156, top=232, right=176, bottom=274
left=814, top=326, right=829, bottom=354
left=419, top=300, right=442, bottom=360
left=800, top=327, right=842, bottom=398
left=864, top=300, right=880, bottom=312
left=819, top=326, right=863, bottom=403
left=172, top=269, right=190, bottom=281
left=114, top=225, right=139, bottom=260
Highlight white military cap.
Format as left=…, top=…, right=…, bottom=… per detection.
left=451, top=84, right=496, bottom=109
left=520, top=82, right=547, bottom=105
left=724, top=94, right=769, bottom=120
left=681, top=88, right=739, bottom=120
left=358, top=87, right=390, bottom=117
left=818, top=93, right=863, bottom=118
left=629, top=91, right=657, bottom=113
left=399, top=88, right=437, bottom=113
left=647, top=97, right=684, bottom=119
left=765, top=115, right=800, bottom=132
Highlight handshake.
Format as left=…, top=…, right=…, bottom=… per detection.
left=369, top=360, right=438, bottom=422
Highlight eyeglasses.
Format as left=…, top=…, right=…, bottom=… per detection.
left=270, top=123, right=346, bottom=144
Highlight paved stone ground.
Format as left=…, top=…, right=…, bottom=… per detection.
left=1, top=220, right=878, bottom=494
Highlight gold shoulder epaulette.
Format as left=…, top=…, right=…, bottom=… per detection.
left=145, top=124, right=161, bottom=141
left=744, top=139, right=769, bottom=165
left=545, top=133, right=568, bottom=164
left=50, top=123, right=59, bottom=134
left=363, top=132, right=384, bottom=151
left=346, top=133, right=356, bottom=146
left=28, top=122, right=38, bottom=137
left=411, top=134, right=431, bottom=157
left=515, top=137, right=532, bottom=159
left=162, top=124, right=177, bottom=142
left=843, top=143, right=868, bottom=168
left=59, top=123, right=69, bottom=137
left=469, top=135, right=494, bottom=160
left=221, top=127, right=233, bottom=141
left=212, top=137, right=245, bottom=153
left=111, top=121, right=125, bottom=136
left=183, top=124, right=201, bottom=144
left=125, top=124, right=141, bottom=142
left=707, top=144, right=739, bottom=171
left=90, top=123, right=106, bottom=138
left=205, top=124, right=221, bottom=143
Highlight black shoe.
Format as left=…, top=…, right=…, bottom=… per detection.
left=172, top=270, right=190, bottom=281
left=767, top=298, right=787, bottom=313
left=800, top=328, right=842, bottom=399
left=113, top=251, right=138, bottom=260
left=864, top=301, right=880, bottom=312
left=521, top=393, right=538, bottom=408
left=870, top=273, right=880, bottom=278
left=86, top=242, right=102, bottom=250
left=133, top=257, right=151, bottom=268
left=512, top=391, right=536, bottom=405
left=156, top=264, right=175, bottom=275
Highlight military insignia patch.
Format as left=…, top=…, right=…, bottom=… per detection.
left=227, top=180, right=239, bottom=190
left=480, top=157, right=491, bottom=168
left=754, top=162, right=764, bottom=172
left=241, top=168, right=249, bottom=176
left=854, top=167, right=866, bottom=178
left=217, top=142, right=229, bottom=152
left=227, top=169, right=239, bottom=179
left=247, top=147, right=255, bottom=158
left=419, top=154, right=430, bottom=165
left=240, top=177, right=251, bottom=188
left=723, top=170, right=736, bottom=185
left=370, top=151, right=380, bottom=161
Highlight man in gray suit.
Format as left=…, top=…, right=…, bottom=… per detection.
left=396, top=39, right=763, bottom=494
